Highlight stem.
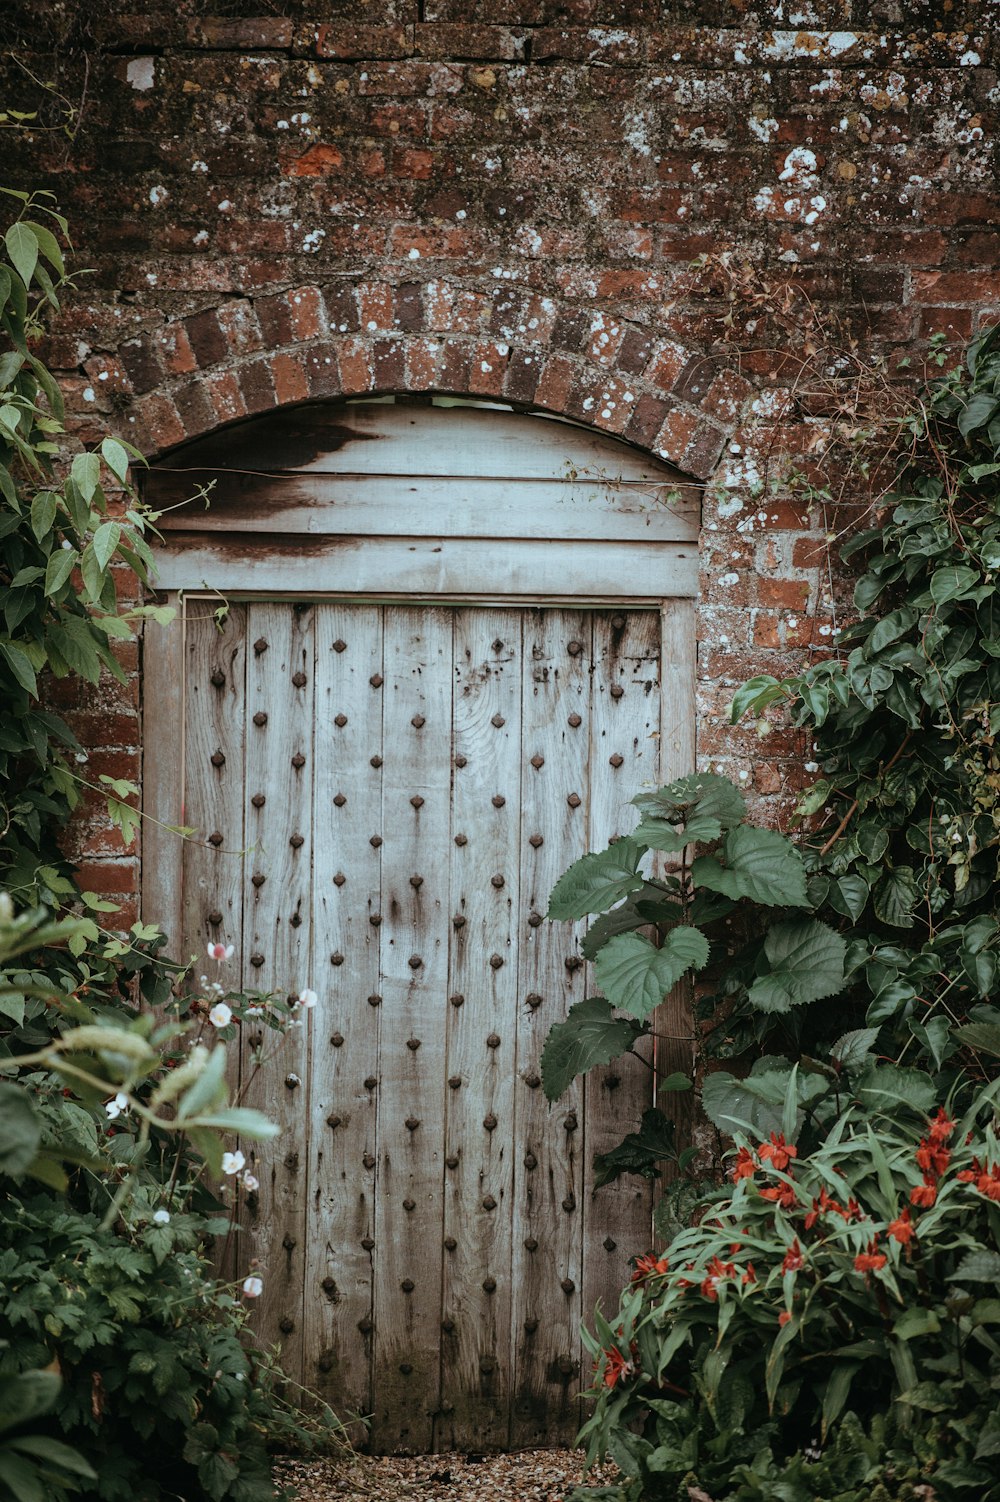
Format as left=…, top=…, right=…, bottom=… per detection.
left=818, top=732, right=913, bottom=856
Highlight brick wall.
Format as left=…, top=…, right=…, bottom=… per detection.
left=3, top=2, right=997, bottom=922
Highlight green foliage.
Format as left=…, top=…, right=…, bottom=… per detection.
left=572, top=1085, right=1000, bottom=1501
left=565, top=333, right=1000, bottom=1500
left=541, top=773, right=843, bottom=1107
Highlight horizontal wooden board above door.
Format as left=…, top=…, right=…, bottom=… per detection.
left=148, top=472, right=698, bottom=545
left=151, top=401, right=697, bottom=485
left=150, top=533, right=699, bottom=598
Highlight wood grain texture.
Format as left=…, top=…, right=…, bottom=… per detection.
left=373, top=608, right=452, bottom=1453
left=150, top=473, right=697, bottom=545
left=305, top=605, right=384, bottom=1424
left=153, top=401, right=694, bottom=485
left=509, top=609, right=591, bottom=1448
left=582, top=612, right=660, bottom=1327
left=240, top=602, right=315, bottom=1383
left=150, top=534, right=699, bottom=600
left=439, top=610, right=521, bottom=1451
left=140, top=594, right=185, bottom=948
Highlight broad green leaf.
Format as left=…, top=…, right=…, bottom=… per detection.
left=191, top=1107, right=280, bottom=1138
left=0, top=641, right=38, bottom=696
left=930, top=564, right=980, bottom=605
left=29, top=489, right=56, bottom=540
left=873, top=867, right=917, bottom=928
left=748, top=919, right=847, bottom=1015
left=894, top=1308, right=941, bottom=1340
left=580, top=889, right=667, bottom=961
left=0, top=1370, right=60, bottom=1434
left=92, top=519, right=121, bottom=572
left=827, top=873, right=870, bottom=922
left=856, top=1063, right=936, bottom=1116
left=22, top=218, right=65, bottom=277
left=70, top=450, right=100, bottom=504
left=547, top=837, right=645, bottom=921
left=957, top=390, right=1000, bottom=438
left=5, top=221, right=38, bottom=287
left=4, top=1435, right=95, bottom=1479
left=729, top=675, right=789, bottom=723
left=0, top=1082, right=42, bottom=1178
left=691, top=825, right=809, bottom=908
left=632, top=772, right=746, bottom=833
left=101, top=436, right=130, bottom=482
left=44, top=546, right=76, bottom=598
left=593, top=1108, right=675, bottom=1187
left=595, top=927, right=709, bottom=1020
left=831, top=1027, right=879, bottom=1071
left=540, top=996, right=645, bottom=1101
left=954, top=1022, right=1000, bottom=1059
left=950, top=1250, right=1000, bottom=1283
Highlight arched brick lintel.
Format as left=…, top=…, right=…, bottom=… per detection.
left=111, top=281, right=750, bottom=477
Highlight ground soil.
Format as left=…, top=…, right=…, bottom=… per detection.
left=274, top=1448, right=622, bottom=1501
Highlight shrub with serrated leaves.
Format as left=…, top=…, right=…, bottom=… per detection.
left=569, top=1079, right=1000, bottom=1502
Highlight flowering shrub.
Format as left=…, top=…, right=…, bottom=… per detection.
left=572, top=1083, right=1000, bottom=1501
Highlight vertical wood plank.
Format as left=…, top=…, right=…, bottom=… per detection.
left=656, top=600, right=699, bottom=1161
left=140, top=594, right=185, bottom=946
left=304, top=605, right=383, bottom=1427
left=179, top=602, right=247, bottom=969
left=510, top=608, right=591, bottom=1448
left=240, top=601, right=315, bottom=1384
left=373, top=607, right=452, bottom=1453
left=582, top=610, right=661, bottom=1321
left=439, top=609, right=521, bottom=1451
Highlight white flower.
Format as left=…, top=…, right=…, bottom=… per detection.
left=104, top=1092, right=129, bottom=1120
left=153, top=1209, right=171, bottom=1224
left=242, top=1172, right=259, bottom=1192
left=207, top=941, right=235, bottom=962
left=298, top=988, right=318, bottom=1010
left=242, top=1275, right=263, bottom=1298
left=209, top=1002, right=232, bottom=1028
left=222, top=1150, right=245, bottom=1176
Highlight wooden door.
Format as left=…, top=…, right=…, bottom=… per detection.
left=174, top=599, right=677, bottom=1451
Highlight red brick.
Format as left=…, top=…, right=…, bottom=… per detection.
left=132, top=394, right=186, bottom=454
left=313, top=24, right=412, bottom=60
left=287, top=286, right=327, bottom=342
left=270, top=353, right=310, bottom=404
left=284, top=143, right=345, bottom=178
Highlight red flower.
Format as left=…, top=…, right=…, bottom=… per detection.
left=742, top=1263, right=756, bottom=1286
left=910, top=1181, right=937, bottom=1208
left=916, top=1139, right=951, bottom=1178
left=600, top=1346, right=633, bottom=1389
left=700, top=1255, right=736, bottom=1302
left=854, top=1239, right=887, bottom=1275
left=804, top=1187, right=845, bottom=1229
left=730, top=1146, right=757, bottom=1182
left=781, top=1238, right=804, bottom=1274
left=631, top=1253, right=669, bottom=1283
left=760, top=1182, right=798, bottom=1209
left=887, top=1208, right=915, bottom=1245
left=974, top=1164, right=1000, bottom=1202
left=957, top=1155, right=982, bottom=1184
left=778, top=1310, right=792, bottom=1327
left=928, top=1107, right=955, bottom=1144
left=758, top=1133, right=798, bottom=1172
left=843, top=1197, right=864, bottom=1223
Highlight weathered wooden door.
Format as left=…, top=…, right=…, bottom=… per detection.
left=173, top=598, right=672, bottom=1450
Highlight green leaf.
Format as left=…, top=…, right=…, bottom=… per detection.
left=92, top=519, right=121, bottom=572
left=540, top=996, right=645, bottom=1101
left=44, top=546, right=76, bottom=598
left=580, top=888, right=666, bottom=961
left=831, top=1027, right=879, bottom=1071
left=70, top=450, right=100, bottom=505
left=0, top=641, right=38, bottom=696
left=547, top=838, right=646, bottom=921
left=595, top=927, right=709, bottom=1020
left=856, top=1064, right=936, bottom=1116
left=957, top=390, right=1000, bottom=438
left=176, top=1045, right=228, bottom=1120
left=592, top=1108, right=675, bottom=1187
left=0, top=1083, right=42, bottom=1178
left=29, top=489, right=57, bottom=541
left=190, top=1107, right=280, bottom=1138
left=954, top=1022, right=1000, bottom=1060
left=893, top=1308, right=941, bottom=1340
left=873, top=867, right=918, bottom=928
left=5, top=221, right=38, bottom=288
left=632, top=772, right=746, bottom=834
left=4, top=1435, right=94, bottom=1479
left=950, top=1250, right=1000, bottom=1283
left=690, top=825, right=809, bottom=908
left=729, top=675, right=789, bottom=723
left=930, top=564, right=980, bottom=605
left=21, top=219, right=64, bottom=277
left=748, top=919, right=847, bottom=1015
left=100, top=436, right=130, bottom=482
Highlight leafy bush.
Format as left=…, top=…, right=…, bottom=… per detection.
left=572, top=1081, right=1000, bottom=1501
left=555, top=331, right=1000, bottom=1498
